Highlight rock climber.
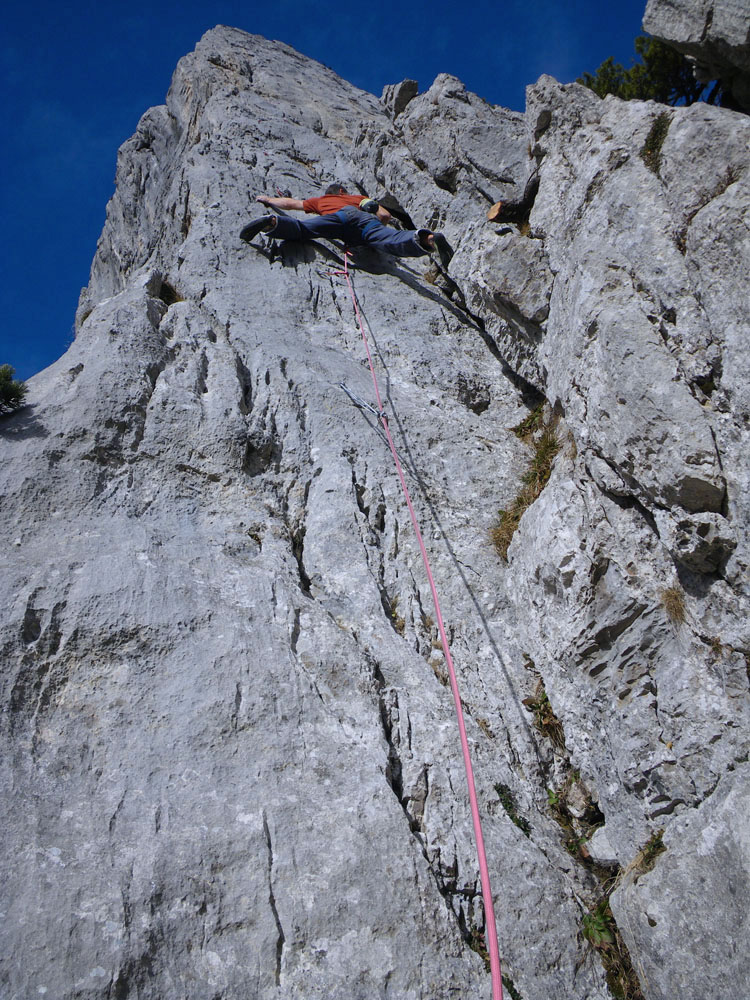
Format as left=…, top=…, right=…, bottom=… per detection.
left=240, top=183, right=452, bottom=263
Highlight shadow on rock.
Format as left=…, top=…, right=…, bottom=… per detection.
left=0, top=405, right=48, bottom=440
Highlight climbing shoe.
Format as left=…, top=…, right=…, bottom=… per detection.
left=417, top=230, right=433, bottom=253
left=240, top=216, right=276, bottom=242
left=432, top=232, right=453, bottom=267
left=418, top=230, right=453, bottom=266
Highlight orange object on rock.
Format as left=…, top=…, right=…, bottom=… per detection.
left=487, top=201, right=504, bottom=222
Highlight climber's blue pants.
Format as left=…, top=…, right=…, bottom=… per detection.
left=270, top=207, right=430, bottom=257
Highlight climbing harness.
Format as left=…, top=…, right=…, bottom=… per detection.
left=334, top=252, right=504, bottom=1000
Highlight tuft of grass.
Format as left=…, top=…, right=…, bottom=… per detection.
left=388, top=596, right=406, bottom=636
left=491, top=410, right=560, bottom=560
left=490, top=505, right=524, bottom=561
left=430, top=661, right=449, bottom=687
left=528, top=423, right=561, bottom=488
left=581, top=830, right=666, bottom=999
left=503, top=975, right=524, bottom=1000
left=640, top=111, right=671, bottom=175
left=582, top=899, right=646, bottom=1000
left=466, top=926, right=490, bottom=971
left=621, top=829, right=666, bottom=884
left=511, top=403, right=545, bottom=441
left=661, top=585, right=686, bottom=624
left=632, top=829, right=665, bottom=876
left=523, top=679, right=566, bottom=748
left=494, top=783, right=531, bottom=837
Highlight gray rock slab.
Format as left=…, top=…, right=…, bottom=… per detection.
left=381, top=79, right=419, bottom=118
left=611, top=763, right=750, bottom=1000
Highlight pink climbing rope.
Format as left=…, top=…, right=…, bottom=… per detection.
left=337, top=252, right=503, bottom=1000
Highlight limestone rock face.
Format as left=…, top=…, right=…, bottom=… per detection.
left=381, top=78, right=419, bottom=118
left=644, top=0, right=750, bottom=108
left=610, top=761, right=750, bottom=999
left=1, top=23, right=749, bottom=1000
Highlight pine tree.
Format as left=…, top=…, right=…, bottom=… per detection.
left=579, top=35, right=720, bottom=107
left=0, top=365, right=28, bottom=414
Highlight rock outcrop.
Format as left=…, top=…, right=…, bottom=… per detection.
left=644, top=0, right=750, bottom=109
left=1, top=20, right=748, bottom=1000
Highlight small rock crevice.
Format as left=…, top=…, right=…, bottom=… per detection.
left=262, top=811, right=286, bottom=986
left=290, top=525, right=312, bottom=596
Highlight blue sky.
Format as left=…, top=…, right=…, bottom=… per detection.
left=1, top=0, right=648, bottom=380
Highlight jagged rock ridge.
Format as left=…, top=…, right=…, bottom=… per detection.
left=1, top=19, right=748, bottom=1000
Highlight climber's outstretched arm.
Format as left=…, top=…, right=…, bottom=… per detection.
left=257, top=195, right=305, bottom=211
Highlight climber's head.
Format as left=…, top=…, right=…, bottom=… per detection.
left=325, top=182, right=348, bottom=195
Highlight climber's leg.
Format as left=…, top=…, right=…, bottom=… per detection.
left=361, top=222, right=433, bottom=257
left=269, top=210, right=363, bottom=244
left=335, top=208, right=451, bottom=261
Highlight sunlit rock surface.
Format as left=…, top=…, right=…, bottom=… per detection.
left=1, top=22, right=748, bottom=1000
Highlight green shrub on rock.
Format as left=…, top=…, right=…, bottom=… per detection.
left=0, top=365, right=28, bottom=414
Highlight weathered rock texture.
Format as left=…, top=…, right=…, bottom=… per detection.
left=644, top=0, right=750, bottom=108
left=1, top=21, right=749, bottom=1000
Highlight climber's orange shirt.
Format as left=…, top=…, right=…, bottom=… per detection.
left=302, top=194, right=367, bottom=215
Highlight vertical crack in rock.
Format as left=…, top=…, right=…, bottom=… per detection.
left=234, top=354, right=253, bottom=415
left=290, top=608, right=301, bottom=654
left=371, top=662, right=405, bottom=806
left=348, top=458, right=404, bottom=634
left=367, top=654, right=486, bottom=959
left=180, top=180, right=192, bottom=237
left=290, top=524, right=312, bottom=596
left=262, top=811, right=285, bottom=986
left=231, top=681, right=242, bottom=731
